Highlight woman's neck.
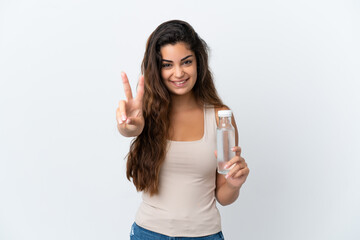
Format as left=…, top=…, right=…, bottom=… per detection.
left=170, top=92, right=201, bottom=113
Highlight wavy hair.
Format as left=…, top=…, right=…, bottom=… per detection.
left=126, top=20, right=224, bottom=195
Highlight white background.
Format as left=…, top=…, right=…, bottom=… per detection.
left=1, top=0, right=359, bottom=239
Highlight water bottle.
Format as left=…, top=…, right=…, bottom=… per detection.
left=217, top=110, right=236, bottom=174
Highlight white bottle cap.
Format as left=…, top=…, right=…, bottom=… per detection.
left=218, top=110, right=232, bottom=117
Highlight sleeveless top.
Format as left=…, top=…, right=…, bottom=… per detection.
left=135, top=105, right=221, bottom=237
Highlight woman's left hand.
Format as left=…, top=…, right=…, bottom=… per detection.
left=223, top=146, right=250, bottom=189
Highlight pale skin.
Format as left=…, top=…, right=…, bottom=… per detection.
left=116, top=42, right=249, bottom=206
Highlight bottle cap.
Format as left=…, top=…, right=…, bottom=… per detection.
left=218, top=110, right=232, bottom=117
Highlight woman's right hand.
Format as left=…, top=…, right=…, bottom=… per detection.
left=116, top=72, right=145, bottom=137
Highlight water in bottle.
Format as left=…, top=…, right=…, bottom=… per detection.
left=217, top=110, right=235, bottom=174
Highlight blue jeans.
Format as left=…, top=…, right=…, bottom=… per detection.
left=130, top=222, right=225, bottom=240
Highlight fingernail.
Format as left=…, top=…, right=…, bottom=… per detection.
left=224, top=164, right=228, bottom=169
left=225, top=174, right=229, bottom=179
left=231, top=147, right=235, bottom=151
left=118, top=120, right=123, bottom=124
left=121, top=114, right=126, bottom=121
left=126, top=119, right=131, bottom=124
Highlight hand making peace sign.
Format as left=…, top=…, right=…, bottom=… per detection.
left=116, top=72, right=145, bottom=137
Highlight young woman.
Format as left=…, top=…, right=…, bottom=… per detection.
left=116, top=20, right=249, bottom=240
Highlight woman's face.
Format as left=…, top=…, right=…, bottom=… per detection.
left=160, top=42, right=197, bottom=97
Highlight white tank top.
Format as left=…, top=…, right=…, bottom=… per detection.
left=135, top=105, right=221, bottom=237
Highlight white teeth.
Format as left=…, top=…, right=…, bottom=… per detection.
left=172, top=80, right=187, bottom=86
left=174, top=80, right=186, bottom=83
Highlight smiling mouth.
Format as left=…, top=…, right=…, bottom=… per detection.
left=170, top=78, right=189, bottom=87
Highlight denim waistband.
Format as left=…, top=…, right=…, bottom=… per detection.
left=130, top=222, right=224, bottom=240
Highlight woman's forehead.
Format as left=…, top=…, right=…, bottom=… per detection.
left=160, top=42, right=194, bottom=60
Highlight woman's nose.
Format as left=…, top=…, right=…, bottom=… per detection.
left=174, top=66, right=184, bottom=78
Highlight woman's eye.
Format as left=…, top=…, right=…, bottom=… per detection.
left=162, top=63, right=172, bottom=68
left=183, top=60, right=192, bottom=65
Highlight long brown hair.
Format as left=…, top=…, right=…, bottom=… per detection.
left=126, top=20, right=224, bottom=195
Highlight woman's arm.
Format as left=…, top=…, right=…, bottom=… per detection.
left=215, top=107, right=250, bottom=206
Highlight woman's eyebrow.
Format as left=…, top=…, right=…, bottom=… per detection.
left=161, top=55, right=193, bottom=62
left=181, top=55, right=193, bottom=61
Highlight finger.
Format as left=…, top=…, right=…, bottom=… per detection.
left=116, top=108, right=122, bottom=124
left=125, top=117, right=142, bottom=126
left=233, top=166, right=250, bottom=179
left=224, top=156, right=242, bottom=169
left=232, top=146, right=242, bottom=156
left=121, top=72, right=133, bottom=101
left=136, top=75, right=145, bottom=100
left=214, top=150, right=217, bottom=158
left=226, top=163, right=246, bottom=179
left=225, top=164, right=241, bottom=179
left=118, top=100, right=127, bottom=123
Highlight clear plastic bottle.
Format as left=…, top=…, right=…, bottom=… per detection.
left=217, top=110, right=236, bottom=174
